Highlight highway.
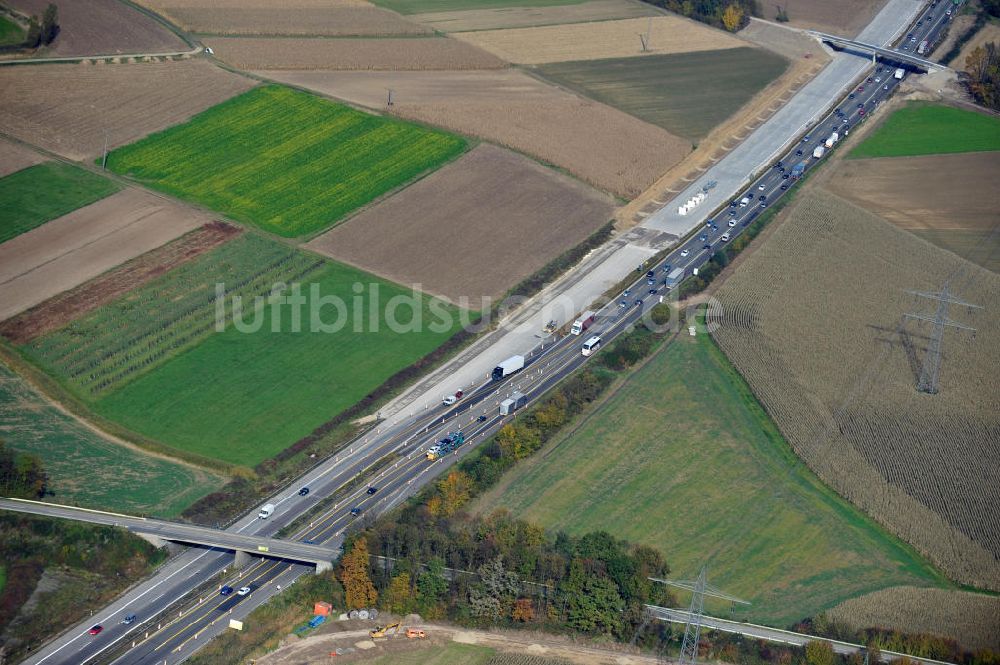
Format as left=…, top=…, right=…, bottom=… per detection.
left=14, top=2, right=961, bottom=664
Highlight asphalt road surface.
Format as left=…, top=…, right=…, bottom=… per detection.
left=14, top=2, right=960, bottom=663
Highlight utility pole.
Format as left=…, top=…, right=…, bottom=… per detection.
left=648, top=567, right=750, bottom=664
left=101, top=129, right=109, bottom=170
left=386, top=88, right=393, bottom=109
left=903, top=282, right=981, bottom=394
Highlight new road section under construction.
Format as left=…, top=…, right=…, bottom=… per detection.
left=12, top=1, right=961, bottom=663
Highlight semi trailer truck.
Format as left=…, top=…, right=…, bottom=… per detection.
left=492, top=355, right=524, bottom=381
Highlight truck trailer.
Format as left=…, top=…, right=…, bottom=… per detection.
left=812, top=146, right=826, bottom=159
left=825, top=131, right=839, bottom=148
left=894, top=68, right=905, bottom=80
left=492, top=355, right=525, bottom=381
left=500, top=391, right=528, bottom=416
left=570, top=311, right=596, bottom=335
left=665, top=267, right=685, bottom=287
left=790, top=161, right=807, bottom=178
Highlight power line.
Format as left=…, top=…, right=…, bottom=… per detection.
left=902, top=282, right=981, bottom=394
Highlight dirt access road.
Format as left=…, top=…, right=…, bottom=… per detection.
left=258, top=622, right=664, bottom=665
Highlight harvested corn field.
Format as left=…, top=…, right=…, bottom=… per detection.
left=827, top=586, right=1000, bottom=652
left=152, top=5, right=430, bottom=36
left=0, top=61, right=256, bottom=160
left=412, top=0, right=663, bottom=32
left=450, top=15, right=743, bottom=64
left=264, top=69, right=690, bottom=198
left=206, top=36, right=505, bottom=70
left=0, top=222, right=240, bottom=344
left=711, top=188, right=1000, bottom=590
left=308, top=144, right=614, bottom=303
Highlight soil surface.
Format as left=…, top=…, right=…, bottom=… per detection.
left=0, top=218, right=239, bottom=344
left=206, top=36, right=505, bottom=70
left=781, top=0, right=891, bottom=37
left=412, top=0, right=663, bottom=32
left=0, top=138, right=45, bottom=178
left=263, top=69, right=689, bottom=198
left=5, top=0, right=185, bottom=56
left=160, top=6, right=430, bottom=35
left=0, top=60, right=256, bottom=160
left=308, top=144, right=615, bottom=303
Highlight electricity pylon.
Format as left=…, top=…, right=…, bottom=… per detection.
left=903, top=282, right=981, bottom=394
left=648, top=567, right=750, bottom=664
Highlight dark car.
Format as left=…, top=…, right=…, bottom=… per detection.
left=699, top=234, right=707, bottom=242
left=858, top=102, right=864, bottom=108
left=802, top=135, right=810, bottom=142
left=702, top=243, right=711, bottom=250
left=662, top=264, right=671, bottom=273
left=780, top=183, right=788, bottom=191
left=859, top=108, right=865, bottom=116
left=633, top=298, right=643, bottom=307
left=298, top=487, right=309, bottom=496
left=220, top=586, right=234, bottom=596
left=88, top=625, right=103, bottom=635
left=121, top=614, right=137, bottom=626
left=760, top=202, right=767, bottom=208
left=647, top=277, right=655, bottom=285
left=619, top=299, right=627, bottom=308
left=782, top=173, right=790, bottom=179
left=477, top=414, right=488, bottom=422
left=729, top=209, right=737, bottom=216
left=796, top=149, right=803, bottom=156
left=730, top=200, right=738, bottom=207
left=366, top=486, right=378, bottom=495
left=759, top=195, right=766, bottom=201
left=649, top=288, right=657, bottom=295
left=350, top=507, right=362, bottom=516
left=849, top=93, right=855, bottom=99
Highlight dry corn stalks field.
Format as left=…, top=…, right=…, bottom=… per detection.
left=711, top=188, right=1000, bottom=591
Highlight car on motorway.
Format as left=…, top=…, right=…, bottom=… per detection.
left=647, top=270, right=655, bottom=278
left=699, top=234, right=708, bottom=242
left=633, top=298, right=643, bottom=307
left=721, top=232, right=731, bottom=242
left=680, top=248, right=689, bottom=257
left=729, top=208, right=737, bottom=216
left=350, top=506, right=362, bottom=516
left=647, top=277, right=655, bottom=285
left=760, top=201, right=767, bottom=208
left=759, top=195, right=766, bottom=201
left=366, top=486, right=379, bottom=495
left=237, top=586, right=252, bottom=596
left=220, top=586, right=234, bottom=596
left=857, top=85, right=864, bottom=92
left=796, top=149, right=803, bottom=156
left=298, top=487, right=309, bottom=496
left=88, top=625, right=103, bottom=635
left=649, top=288, right=657, bottom=295
left=121, top=614, right=137, bottom=625
left=781, top=183, right=788, bottom=191
left=619, top=299, right=627, bottom=308
left=623, top=288, right=631, bottom=296
left=702, top=243, right=711, bottom=250
left=728, top=219, right=737, bottom=227
left=782, top=173, right=790, bottom=179
left=303, top=539, right=316, bottom=544
left=859, top=108, right=866, bottom=116
left=477, top=414, right=488, bottom=422
left=848, top=93, right=855, bottom=99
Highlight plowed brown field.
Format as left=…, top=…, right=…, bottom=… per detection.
left=307, top=144, right=614, bottom=303
left=0, top=221, right=240, bottom=343
left=451, top=15, right=742, bottom=64
left=782, top=0, right=889, bottom=37
left=6, top=0, right=185, bottom=56
left=208, top=36, right=504, bottom=70
left=0, top=61, right=256, bottom=161
left=0, top=139, right=44, bottom=178
left=712, top=187, right=1000, bottom=589
left=263, top=69, right=689, bottom=198
left=0, top=189, right=220, bottom=322
left=412, top=0, right=663, bottom=32
left=153, top=6, right=430, bottom=36
left=825, top=152, right=1000, bottom=272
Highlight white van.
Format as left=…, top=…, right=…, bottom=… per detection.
left=582, top=336, right=602, bottom=356
left=258, top=503, right=275, bottom=519
left=721, top=232, right=731, bottom=242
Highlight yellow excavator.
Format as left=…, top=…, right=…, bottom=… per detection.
left=369, top=622, right=401, bottom=639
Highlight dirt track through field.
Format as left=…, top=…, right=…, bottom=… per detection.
left=412, top=0, right=663, bottom=32
left=207, top=36, right=505, bottom=70
left=263, top=69, right=689, bottom=198
left=0, top=60, right=257, bottom=160
left=0, top=138, right=44, bottom=178
left=0, top=190, right=221, bottom=324
left=308, top=144, right=614, bottom=303
left=451, top=15, right=743, bottom=64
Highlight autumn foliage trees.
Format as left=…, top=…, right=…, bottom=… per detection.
left=964, top=43, right=1000, bottom=111
left=639, top=0, right=756, bottom=32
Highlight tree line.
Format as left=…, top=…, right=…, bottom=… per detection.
left=638, top=0, right=759, bottom=32
left=0, top=440, right=46, bottom=499
left=0, top=4, right=58, bottom=53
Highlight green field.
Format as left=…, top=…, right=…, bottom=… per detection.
left=850, top=101, right=1000, bottom=158
left=537, top=47, right=788, bottom=141
left=373, top=0, right=584, bottom=14
left=0, top=162, right=120, bottom=245
left=474, top=317, right=945, bottom=626
left=24, top=234, right=465, bottom=466
left=0, top=15, right=25, bottom=46
left=0, top=363, right=222, bottom=517
left=106, top=85, right=467, bottom=238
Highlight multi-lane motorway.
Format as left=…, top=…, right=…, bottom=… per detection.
left=17, top=3, right=960, bottom=664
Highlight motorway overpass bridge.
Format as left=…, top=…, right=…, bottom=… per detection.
left=809, top=31, right=949, bottom=72
left=645, top=605, right=955, bottom=665
left=0, top=498, right=338, bottom=573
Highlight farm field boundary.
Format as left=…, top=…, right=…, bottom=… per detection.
left=0, top=189, right=219, bottom=322
left=0, top=137, right=44, bottom=177
left=156, top=6, right=431, bottom=36
left=106, top=85, right=468, bottom=238
left=711, top=187, right=1000, bottom=590
left=411, top=0, right=663, bottom=32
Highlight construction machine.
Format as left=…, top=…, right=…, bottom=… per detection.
left=369, top=622, right=401, bottom=639
left=406, top=628, right=426, bottom=639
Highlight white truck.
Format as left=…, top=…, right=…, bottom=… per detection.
left=570, top=311, right=596, bottom=335
left=500, top=391, right=528, bottom=415
left=739, top=196, right=751, bottom=207
left=812, top=145, right=826, bottom=159
left=825, top=131, right=839, bottom=148
left=894, top=67, right=905, bottom=80
left=258, top=503, right=275, bottom=519
left=665, top=267, right=685, bottom=288
left=491, top=355, right=525, bottom=381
